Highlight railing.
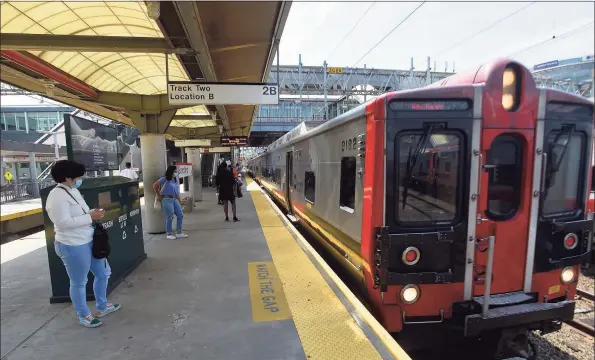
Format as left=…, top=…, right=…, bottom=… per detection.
left=0, top=179, right=55, bottom=204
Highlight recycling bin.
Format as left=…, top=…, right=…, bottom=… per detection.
left=40, top=176, right=146, bottom=303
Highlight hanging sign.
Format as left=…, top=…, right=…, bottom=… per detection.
left=176, top=162, right=192, bottom=178
left=221, top=136, right=248, bottom=146
left=168, top=82, right=279, bottom=105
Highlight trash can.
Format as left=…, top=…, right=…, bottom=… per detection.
left=40, top=176, right=147, bottom=303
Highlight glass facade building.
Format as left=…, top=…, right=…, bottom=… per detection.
left=1, top=107, right=74, bottom=133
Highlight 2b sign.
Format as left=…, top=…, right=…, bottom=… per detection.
left=168, top=82, right=279, bottom=105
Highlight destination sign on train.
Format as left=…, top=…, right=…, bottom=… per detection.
left=168, top=82, right=279, bottom=105
left=389, top=100, right=470, bottom=111
left=221, top=136, right=248, bottom=146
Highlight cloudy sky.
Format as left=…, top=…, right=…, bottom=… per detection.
left=275, top=1, right=594, bottom=72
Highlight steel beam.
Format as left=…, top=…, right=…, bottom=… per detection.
left=94, top=91, right=186, bottom=113
left=172, top=115, right=213, bottom=121
left=166, top=126, right=220, bottom=139
left=0, top=33, right=195, bottom=55
left=174, top=1, right=229, bottom=133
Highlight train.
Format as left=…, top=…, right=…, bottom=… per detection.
left=246, top=59, right=594, bottom=358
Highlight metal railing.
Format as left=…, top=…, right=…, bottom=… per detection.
left=0, top=179, right=55, bottom=204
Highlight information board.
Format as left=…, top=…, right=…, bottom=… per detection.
left=221, top=136, right=248, bottom=146
left=65, top=114, right=118, bottom=171
left=168, top=82, right=279, bottom=105
left=175, top=162, right=192, bottom=178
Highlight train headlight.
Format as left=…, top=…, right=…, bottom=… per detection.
left=402, top=246, right=420, bottom=265
left=563, top=233, right=579, bottom=250
left=560, top=266, right=577, bottom=284
left=400, top=284, right=420, bottom=304
left=502, top=65, right=521, bottom=111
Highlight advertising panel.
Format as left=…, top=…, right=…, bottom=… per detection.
left=64, top=114, right=118, bottom=171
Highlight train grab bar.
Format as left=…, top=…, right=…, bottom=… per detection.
left=482, top=235, right=496, bottom=318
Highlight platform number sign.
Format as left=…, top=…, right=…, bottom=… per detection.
left=341, top=137, right=357, bottom=152
left=262, top=86, right=277, bottom=96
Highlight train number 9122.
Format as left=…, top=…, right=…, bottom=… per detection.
left=341, top=137, right=357, bottom=152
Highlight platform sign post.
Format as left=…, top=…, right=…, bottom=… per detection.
left=167, top=82, right=279, bottom=105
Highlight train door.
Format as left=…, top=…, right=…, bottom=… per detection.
left=286, top=150, right=294, bottom=214
left=473, top=130, right=530, bottom=295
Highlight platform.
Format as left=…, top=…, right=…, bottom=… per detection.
left=0, top=180, right=409, bottom=360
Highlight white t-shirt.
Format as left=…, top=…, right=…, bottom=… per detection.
left=45, top=185, right=94, bottom=246
left=120, top=168, right=138, bottom=180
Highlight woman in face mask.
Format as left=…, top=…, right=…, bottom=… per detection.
left=153, top=165, right=188, bottom=240
left=45, top=160, right=120, bottom=328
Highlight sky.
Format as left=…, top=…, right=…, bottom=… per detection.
left=275, top=1, right=594, bottom=72
left=2, top=0, right=594, bottom=107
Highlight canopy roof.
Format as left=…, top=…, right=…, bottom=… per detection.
left=1, top=1, right=291, bottom=142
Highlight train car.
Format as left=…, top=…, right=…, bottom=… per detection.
left=247, top=59, right=594, bottom=357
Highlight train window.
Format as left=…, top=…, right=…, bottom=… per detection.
left=305, top=171, right=316, bottom=203
left=543, top=132, right=584, bottom=215
left=340, top=157, right=356, bottom=212
left=395, top=132, right=461, bottom=224
left=485, top=134, right=523, bottom=220
left=274, top=168, right=282, bottom=185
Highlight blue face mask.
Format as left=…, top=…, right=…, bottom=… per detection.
left=174, top=172, right=179, bottom=178
left=71, top=179, right=83, bottom=189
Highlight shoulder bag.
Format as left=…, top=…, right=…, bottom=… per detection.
left=59, top=187, right=110, bottom=259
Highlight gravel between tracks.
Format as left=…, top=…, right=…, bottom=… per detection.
left=530, top=274, right=594, bottom=360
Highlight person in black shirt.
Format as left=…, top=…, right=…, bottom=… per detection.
left=215, top=162, right=239, bottom=222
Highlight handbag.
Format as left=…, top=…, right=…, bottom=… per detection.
left=154, top=181, right=165, bottom=210
left=59, top=187, right=110, bottom=259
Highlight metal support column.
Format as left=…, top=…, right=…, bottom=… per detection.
left=409, top=57, right=414, bottom=87
left=28, top=152, right=39, bottom=197
left=323, top=60, right=328, bottom=120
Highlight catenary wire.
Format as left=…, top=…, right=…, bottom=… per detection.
left=326, top=2, right=376, bottom=62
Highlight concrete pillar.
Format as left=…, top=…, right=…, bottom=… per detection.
left=28, top=152, right=40, bottom=197
left=190, top=149, right=203, bottom=201
left=140, top=134, right=167, bottom=234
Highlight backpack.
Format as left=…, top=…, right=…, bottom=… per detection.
left=59, top=187, right=111, bottom=259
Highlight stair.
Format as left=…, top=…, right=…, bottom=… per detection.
left=201, top=154, right=214, bottom=185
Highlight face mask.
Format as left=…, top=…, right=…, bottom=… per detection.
left=173, top=172, right=179, bottom=178
left=71, top=179, right=83, bottom=189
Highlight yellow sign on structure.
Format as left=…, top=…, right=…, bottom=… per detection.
left=327, top=67, right=344, bottom=74
left=247, top=262, right=292, bottom=322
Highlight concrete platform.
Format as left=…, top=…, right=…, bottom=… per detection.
left=1, top=182, right=407, bottom=360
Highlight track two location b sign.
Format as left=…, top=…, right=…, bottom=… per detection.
left=168, top=82, right=279, bottom=105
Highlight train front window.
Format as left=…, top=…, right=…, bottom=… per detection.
left=543, top=131, right=584, bottom=215
left=395, top=132, right=461, bottom=224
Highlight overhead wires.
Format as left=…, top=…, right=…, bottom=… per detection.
left=326, top=2, right=376, bottom=61
left=507, top=20, right=594, bottom=57
left=433, top=2, right=537, bottom=58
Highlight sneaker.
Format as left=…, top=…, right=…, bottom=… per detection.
left=94, top=303, right=121, bottom=318
left=225, top=217, right=229, bottom=221
left=176, top=233, right=188, bottom=239
left=79, top=314, right=102, bottom=328
left=233, top=217, right=240, bottom=222
left=166, top=234, right=176, bottom=240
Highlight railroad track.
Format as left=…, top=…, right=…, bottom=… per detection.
left=567, top=288, right=595, bottom=337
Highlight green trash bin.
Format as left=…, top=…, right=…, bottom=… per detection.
left=40, top=176, right=147, bottom=303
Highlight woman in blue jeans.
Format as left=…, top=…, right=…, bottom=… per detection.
left=45, top=160, right=121, bottom=328
left=153, top=165, right=188, bottom=240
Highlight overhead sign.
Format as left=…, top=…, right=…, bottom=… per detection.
left=175, top=162, right=192, bottom=178
left=168, top=82, right=279, bottom=105
left=327, top=67, right=344, bottom=74
left=533, top=60, right=559, bottom=71
left=199, top=147, right=231, bottom=153
left=174, top=139, right=212, bottom=147
left=221, top=136, right=248, bottom=146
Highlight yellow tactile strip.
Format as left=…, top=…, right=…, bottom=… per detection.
left=249, top=184, right=382, bottom=360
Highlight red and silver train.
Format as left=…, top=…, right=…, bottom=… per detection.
left=247, top=59, right=594, bottom=354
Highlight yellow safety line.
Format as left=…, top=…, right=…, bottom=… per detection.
left=0, top=208, right=43, bottom=222
left=248, top=178, right=384, bottom=360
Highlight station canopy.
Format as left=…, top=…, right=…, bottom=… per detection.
left=0, top=1, right=290, bottom=144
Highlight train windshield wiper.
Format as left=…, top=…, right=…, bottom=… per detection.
left=401, top=124, right=434, bottom=209
left=545, top=125, right=573, bottom=189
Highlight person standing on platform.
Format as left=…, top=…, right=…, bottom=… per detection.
left=153, top=165, right=188, bottom=240
left=216, top=162, right=239, bottom=222
left=120, top=162, right=138, bottom=180
left=45, top=160, right=121, bottom=328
